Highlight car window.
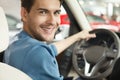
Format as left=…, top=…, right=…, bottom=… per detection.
left=6, top=15, right=22, bottom=30
left=55, top=0, right=120, bottom=41
left=54, top=6, right=70, bottom=41
left=78, top=0, right=120, bottom=32
left=86, top=14, right=105, bottom=23
left=5, top=14, right=23, bottom=39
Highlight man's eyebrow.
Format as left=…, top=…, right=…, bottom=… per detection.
left=36, top=8, right=61, bottom=12
left=36, top=8, right=48, bottom=11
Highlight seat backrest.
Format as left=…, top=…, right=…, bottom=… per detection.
left=0, top=6, right=32, bottom=80
left=0, top=7, right=9, bottom=52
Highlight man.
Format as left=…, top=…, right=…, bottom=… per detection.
left=4, top=0, right=96, bottom=80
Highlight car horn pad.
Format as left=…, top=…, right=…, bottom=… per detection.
left=72, top=29, right=120, bottom=80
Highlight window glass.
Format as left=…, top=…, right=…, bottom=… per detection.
left=78, top=0, right=120, bottom=32
left=54, top=6, right=70, bottom=41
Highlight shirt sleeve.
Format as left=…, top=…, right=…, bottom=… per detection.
left=48, top=44, right=58, bottom=56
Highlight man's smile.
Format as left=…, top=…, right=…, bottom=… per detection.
left=41, top=27, right=55, bottom=34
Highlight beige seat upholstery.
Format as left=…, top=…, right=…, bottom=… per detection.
left=0, top=7, right=9, bottom=52
left=0, top=6, right=32, bottom=80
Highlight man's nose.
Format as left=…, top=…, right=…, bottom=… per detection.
left=47, top=14, right=56, bottom=25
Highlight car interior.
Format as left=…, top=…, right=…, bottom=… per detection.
left=57, top=0, right=120, bottom=80
left=0, top=6, right=32, bottom=80
left=1, top=0, right=120, bottom=80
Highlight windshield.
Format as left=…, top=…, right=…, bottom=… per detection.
left=78, top=0, right=120, bottom=32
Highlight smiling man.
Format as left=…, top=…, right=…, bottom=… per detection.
left=21, top=0, right=61, bottom=41
left=4, top=0, right=96, bottom=80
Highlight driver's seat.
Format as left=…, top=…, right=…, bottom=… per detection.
left=0, top=6, right=32, bottom=80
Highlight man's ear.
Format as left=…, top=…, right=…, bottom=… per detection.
left=21, top=7, right=28, bottom=22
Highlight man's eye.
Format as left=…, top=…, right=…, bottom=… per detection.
left=39, top=11, right=47, bottom=15
left=55, top=11, right=61, bottom=16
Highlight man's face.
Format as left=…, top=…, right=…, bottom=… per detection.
left=22, top=0, right=61, bottom=42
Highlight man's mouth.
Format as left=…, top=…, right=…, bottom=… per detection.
left=41, top=27, right=55, bottom=34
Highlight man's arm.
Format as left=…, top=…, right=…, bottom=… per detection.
left=53, top=30, right=96, bottom=54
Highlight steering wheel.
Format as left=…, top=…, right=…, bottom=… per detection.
left=72, top=29, right=120, bottom=80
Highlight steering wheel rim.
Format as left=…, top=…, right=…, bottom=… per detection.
left=72, top=29, right=120, bottom=80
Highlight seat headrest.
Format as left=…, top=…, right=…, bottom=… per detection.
left=0, top=7, right=9, bottom=52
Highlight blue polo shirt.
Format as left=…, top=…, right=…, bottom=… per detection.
left=4, top=30, right=63, bottom=80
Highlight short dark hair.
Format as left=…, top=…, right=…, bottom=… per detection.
left=21, top=0, right=63, bottom=13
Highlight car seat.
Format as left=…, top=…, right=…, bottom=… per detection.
left=0, top=6, right=32, bottom=80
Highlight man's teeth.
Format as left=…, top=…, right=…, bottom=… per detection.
left=42, top=27, right=54, bottom=33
